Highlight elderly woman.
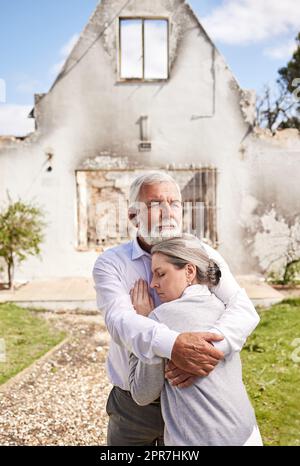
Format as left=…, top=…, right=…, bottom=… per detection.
left=128, top=234, right=263, bottom=446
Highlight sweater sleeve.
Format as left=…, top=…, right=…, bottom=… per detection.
left=128, top=352, right=166, bottom=406
left=128, top=311, right=166, bottom=406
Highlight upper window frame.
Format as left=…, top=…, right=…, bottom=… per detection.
left=117, top=16, right=170, bottom=83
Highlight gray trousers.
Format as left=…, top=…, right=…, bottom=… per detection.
left=106, top=386, right=165, bottom=446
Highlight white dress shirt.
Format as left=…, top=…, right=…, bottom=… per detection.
left=92, top=235, right=260, bottom=390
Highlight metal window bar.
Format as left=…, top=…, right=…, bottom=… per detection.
left=181, top=168, right=218, bottom=247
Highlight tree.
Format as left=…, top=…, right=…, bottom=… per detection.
left=256, top=81, right=296, bottom=134
left=0, top=198, right=46, bottom=289
left=278, top=32, right=300, bottom=98
left=256, top=32, right=300, bottom=133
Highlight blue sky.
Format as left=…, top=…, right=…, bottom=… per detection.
left=1, top=0, right=300, bottom=135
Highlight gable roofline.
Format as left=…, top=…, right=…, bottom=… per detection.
left=47, top=1, right=104, bottom=94
left=29, top=0, right=244, bottom=116
left=28, top=0, right=103, bottom=116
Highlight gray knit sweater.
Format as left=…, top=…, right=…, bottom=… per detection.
left=128, top=285, right=258, bottom=446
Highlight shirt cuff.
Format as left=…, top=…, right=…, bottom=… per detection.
left=208, top=327, right=231, bottom=355
left=152, top=326, right=180, bottom=360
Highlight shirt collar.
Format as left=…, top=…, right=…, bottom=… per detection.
left=182, top=284, right=211, bottom=297
left=131, top=234, right=152, bottom=260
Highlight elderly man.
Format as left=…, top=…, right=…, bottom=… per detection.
left=93, top=172, right=260, bottom=446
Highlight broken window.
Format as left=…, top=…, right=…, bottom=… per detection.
left=119, top=18, right=169, bottom=81
left=181, top=169, right=218, bottom=247
left=76, top=169, right=218, bottom=251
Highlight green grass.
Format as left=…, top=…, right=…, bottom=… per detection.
left=0, top=303, right=66, bottom=385
left=0, top=301, right=299, bottom=445
left=241, top=298, right=300, bottom=446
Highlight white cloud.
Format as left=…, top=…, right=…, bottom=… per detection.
left=202, top=0, right=300, bottom=45
left=0, top=105, right=34, bottom=136
left=264, top=40, right=297, bottom=60
left=0, top=34, right=80, bottom=136
left=51, top=33, right=79, bottom=76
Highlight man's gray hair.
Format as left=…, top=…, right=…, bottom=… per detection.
left=129, top=172, right=181, bottom=208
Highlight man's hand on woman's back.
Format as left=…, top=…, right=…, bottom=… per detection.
left=167, top=332, right=225, bottom=388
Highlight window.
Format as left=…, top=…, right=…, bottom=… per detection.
left=76, top=169, right=218, bottom=251
left=181, top=169, right=218, bottom=247
left=119, top=18, right=169, bottom=81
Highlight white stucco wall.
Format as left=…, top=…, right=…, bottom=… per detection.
left=0, top=0, right=299, bottom=282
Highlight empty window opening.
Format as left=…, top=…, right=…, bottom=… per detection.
left=119, top=18, right=169, bottom=81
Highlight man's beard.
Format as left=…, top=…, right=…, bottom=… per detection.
left=138, top=219, right=182, bottom=245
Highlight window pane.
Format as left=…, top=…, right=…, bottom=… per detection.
left=120, top=19, right=143, bottom=79
left=144, top=20, right=168, bottom=79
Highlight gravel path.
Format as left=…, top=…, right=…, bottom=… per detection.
left=0, top=312, right=112, bottom=446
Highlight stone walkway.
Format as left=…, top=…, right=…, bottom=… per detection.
left=0, top=312, right=112, bottom=446
left=0, top=277, right=98, bottom=312
left=0, top=275, right=284, bottom=311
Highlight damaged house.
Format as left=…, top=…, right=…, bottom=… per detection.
left=0, top=0, right=300, bottom=283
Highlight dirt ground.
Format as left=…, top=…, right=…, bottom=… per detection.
left=0, top=312, right=112, bottom=446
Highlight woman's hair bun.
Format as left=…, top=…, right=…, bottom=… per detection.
left=207, top=259, right=222, bottom=287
